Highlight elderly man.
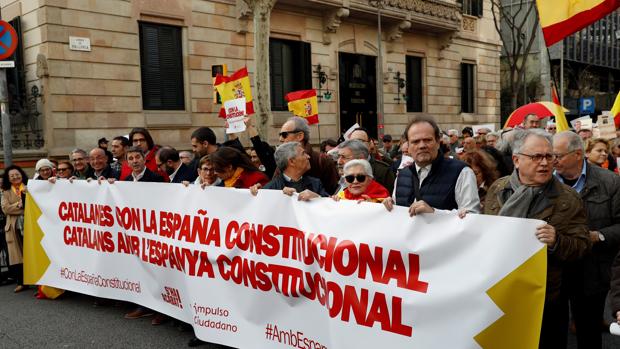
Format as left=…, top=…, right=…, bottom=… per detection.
left=383, top=115, right=480, bottom=215
left=523, top=114, right=541, bottom=129
left=279, top=116, right=339, bottom=193
left=462, top=136, right=476, bottom=153
left=88, top=148, right=119, bottom=180
left=546, top=121, right=557, bottom=135
left=447, top=129, right=460, bottom=156
left=122, top=147, right=164, bottom=182
left=336, top=139, right=394, bottom=194
left=553, top=131, right=620, bottom=349
left=70, top=148, right=94, bottom=179
left=110, top=136, right=129, bottom=173
left=252, top=142, right=328, bottom=200
left=485, top=129, right=590, bottom=349
left=156, top=147, right=197, bottom=183
left=350, top=127, right=391, bottom=163
left=485, top=132, right=499, bottom=148
left=476, top=127, right=491, bottom=136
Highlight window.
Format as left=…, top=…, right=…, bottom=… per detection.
left=269, top=38, right=312, bottom=111
left=461, top=63, right=475, bottom=113
left=406, top=56, right=423, bottom=112
left=139, top=22, right=185, bottom=110
left=462, top=0, right=483, bottom=17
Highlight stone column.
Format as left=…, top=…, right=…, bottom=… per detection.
left=245, top=0, right=277, bottom=140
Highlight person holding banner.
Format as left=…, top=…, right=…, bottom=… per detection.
left=334, top=159, right=390, bottom=203
left=210, top=147, right=268, bottom=189
left=122, top=147, right=164, bottom=183
left=252, top=142, right=328, bottom=200
left=184, top=155, right=221, bottom=187
left=384, top=115, right=480, bottom=215
left=279, top=117, right=339, bottom=194
left=156, top=147, right=197, bottom=183
left=1, top=165, right=28, bottom=293
left=125, top=128, right=169, bottom=182
left=485, top=129, right=590, bottom=349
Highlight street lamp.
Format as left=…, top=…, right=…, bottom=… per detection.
left=369, top=0, right=385, bottom=138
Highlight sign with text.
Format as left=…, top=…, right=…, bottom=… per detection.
left=25, top=181, right=546, bottom=349
left=69, top=36, right=91, bottom=51
left=224, top=98, right=246, bottom=134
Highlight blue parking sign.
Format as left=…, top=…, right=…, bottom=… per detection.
left=579, top=97, right=595, bottom=114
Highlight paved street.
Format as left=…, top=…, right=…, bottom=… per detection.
left=0, top=282, right=617, bottom=348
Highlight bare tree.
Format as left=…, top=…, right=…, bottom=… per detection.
left=491, top=0, right=540, bottom=111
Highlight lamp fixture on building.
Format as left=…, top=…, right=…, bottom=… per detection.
left=314, top=64, right=332, bottom=102
left=393, top=71, right=406, bottom=104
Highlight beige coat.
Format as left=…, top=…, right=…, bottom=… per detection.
left=1, top=188, right=24, bottom=265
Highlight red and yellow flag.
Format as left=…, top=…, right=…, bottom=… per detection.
left=285, top=90, right=319, bottom=125
left=550, top=83, right=570, bottom=132
left=214, top=67, right=254, bottom=118
left=537, top=0, right=620, bottom=46
left=610, top=90, right=620, bottom=128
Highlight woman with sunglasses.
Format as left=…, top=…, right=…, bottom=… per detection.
left=1, top=165, right=28, bottom=292
left=333, top=159, right=389, bottom=203
left=209, top=147, right=268, bottom=188
left=55, top=160, right=74, bottom=179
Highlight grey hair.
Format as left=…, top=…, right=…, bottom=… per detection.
left=287, top=116, right=310, bottom=144
left=496, top=128, right=525, bottom=154
left=274, top=141, right=300, bottom=172
left=70, top=148, right=88, bottom=158
left=486, top=132, right=499, bottom=140
left=338, top=139, right=369, bottom=159
left=553, top=131, right=584, bottom=152
left=447, top=129, right=459, bottom=136
left=512, top=129, right=552, bottom=154
left=343, top=159, right=374, bottom=178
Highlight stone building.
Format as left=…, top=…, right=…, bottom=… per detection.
left=0, top=0, right=500, bottom=163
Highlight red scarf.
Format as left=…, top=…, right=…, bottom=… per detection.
left=342, top=180, right=389, bottom=201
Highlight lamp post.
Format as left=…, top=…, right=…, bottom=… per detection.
left=370, top=0, right=385, bottom=139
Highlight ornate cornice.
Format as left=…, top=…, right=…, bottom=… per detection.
left=383, top=0, right=461, bottom=22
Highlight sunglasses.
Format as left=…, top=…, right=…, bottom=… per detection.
left=57, top=168, right=70, bottom=172
left=344, top=174, right=367, bottom=183
left=279, top=130, right=301, bottom=138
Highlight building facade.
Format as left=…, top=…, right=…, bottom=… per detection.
left=0, top=0, right=500, bottom=162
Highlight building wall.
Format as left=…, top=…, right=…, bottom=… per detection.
left=0, top=0, right=501, bottom=159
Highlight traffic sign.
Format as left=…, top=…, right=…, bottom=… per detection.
left=579, top=97, right=595, bottom=114
left=0, top=21, right=17, bottom=61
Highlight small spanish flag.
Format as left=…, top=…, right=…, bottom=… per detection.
left=285, top=90, right=319, bottom=125
left=610, top=91, right=620, bottom=128
left=550, top=83, right=570, bottom=132
left=214, top=67, right=254, bottom=118
left=537, top=0, right=620, bottom=47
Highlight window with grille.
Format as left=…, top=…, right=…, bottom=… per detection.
left=461, top=63, right=476, bottom=113
left=139, top=22, right=185, bottom=110
left=269, top=38, right=312, bottom=111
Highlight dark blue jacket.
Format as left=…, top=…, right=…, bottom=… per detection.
left=170, top=163, right=197, bottom=183
left=264, top=174, right=329, bottom=197
left=394, top=154, right=466, bottom=210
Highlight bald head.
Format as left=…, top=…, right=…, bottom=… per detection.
left=89, top=147, right=107, bottom=172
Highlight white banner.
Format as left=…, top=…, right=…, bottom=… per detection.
left=25, top=181, right=546, bottom=349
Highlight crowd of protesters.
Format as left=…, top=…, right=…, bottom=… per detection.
left=0, top=114, right=620, bottom=348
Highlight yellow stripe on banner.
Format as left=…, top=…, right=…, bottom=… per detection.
left=474, top=247, right=547, bottom=349
left=537, top=0, right=605, bottom=27
left=23, top=194, right=51, bottom=284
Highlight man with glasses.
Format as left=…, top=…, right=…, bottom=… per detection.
left=485, top=129, right=590, bottom=349
left=383, top=115, right=480, bottom=215
left=70, top=148, right=94, bottom=179
left=156, top=147, right=197, bottom=184
left=278, top=117, right=339, bottom=194
left=88, top=148, right=119, bottom=180
left=553, top=131, right=620, bottom=349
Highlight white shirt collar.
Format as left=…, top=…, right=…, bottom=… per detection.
left=132, top=167, right=147, bottom=182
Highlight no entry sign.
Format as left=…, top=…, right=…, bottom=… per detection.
left=0, top=21, right=18, bottom=61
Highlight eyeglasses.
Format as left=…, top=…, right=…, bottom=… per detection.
left=517, top=153, right=556, bottom=162
left=344, top=174, right=367, bottom=183
left=337, top=154, right=354, bottom=161
left=72, top=157, right=85, bottom=162
left=554, top=150, right=576, bottom=160
left=279, top=130, right=301, bottom=138
left=200, top=167, right=215, bottom=173
left=57, top=168, right=71, bottom=172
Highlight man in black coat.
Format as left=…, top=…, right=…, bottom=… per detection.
left=611, top=250, right=620, bottom=326
left=554, top=131, right=620, bottom=349
left=88, top=147, right=119, bottom=180
left=156, top=146, right=198, bottom=183
left=251, top=141, right=328, bottom=200
left=123, top=147, right=164, bottom=183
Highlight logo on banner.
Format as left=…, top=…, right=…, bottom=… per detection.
left=162, top=286, right=183, bottom=309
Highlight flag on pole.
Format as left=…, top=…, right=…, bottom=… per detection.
left=610, top=90, right=620, bottom=128
left=550, top=83, right=570, bottom=132
left=285, top=90, right=319, bottom=125
left=536, top=0, right=620, bottom=47
left=214, top=67, right=254, bottom=118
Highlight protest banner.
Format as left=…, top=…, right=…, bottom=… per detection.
left=224, top=98, right=247, bottom=134
left=25, top=181, right=546, bottom=349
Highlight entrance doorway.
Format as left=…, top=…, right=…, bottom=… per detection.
left=338, top=52, right=377, bottom=139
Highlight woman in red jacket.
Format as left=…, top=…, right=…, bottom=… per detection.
left=210, top=147, right=268, bottom=188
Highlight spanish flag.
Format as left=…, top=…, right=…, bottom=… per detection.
left=285, top=90, right=319, bottom=125
left=551, top=83, right=570, bottom=132
left=610, top=90, right=620, bottom=128
left=214, top=67, right=254, bottom=118
left=537, top=0, right=620, bottom=46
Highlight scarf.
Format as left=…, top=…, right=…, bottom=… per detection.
left=339, top=180, right=389, bottom=202
left=12, top=183, right=24, bottom=197
left=224, top=167, right=244, bottom=188
left=498, top=170, right=554, bottom=218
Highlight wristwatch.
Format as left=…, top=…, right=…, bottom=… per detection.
left=598, top=231, right=606, bottom=242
